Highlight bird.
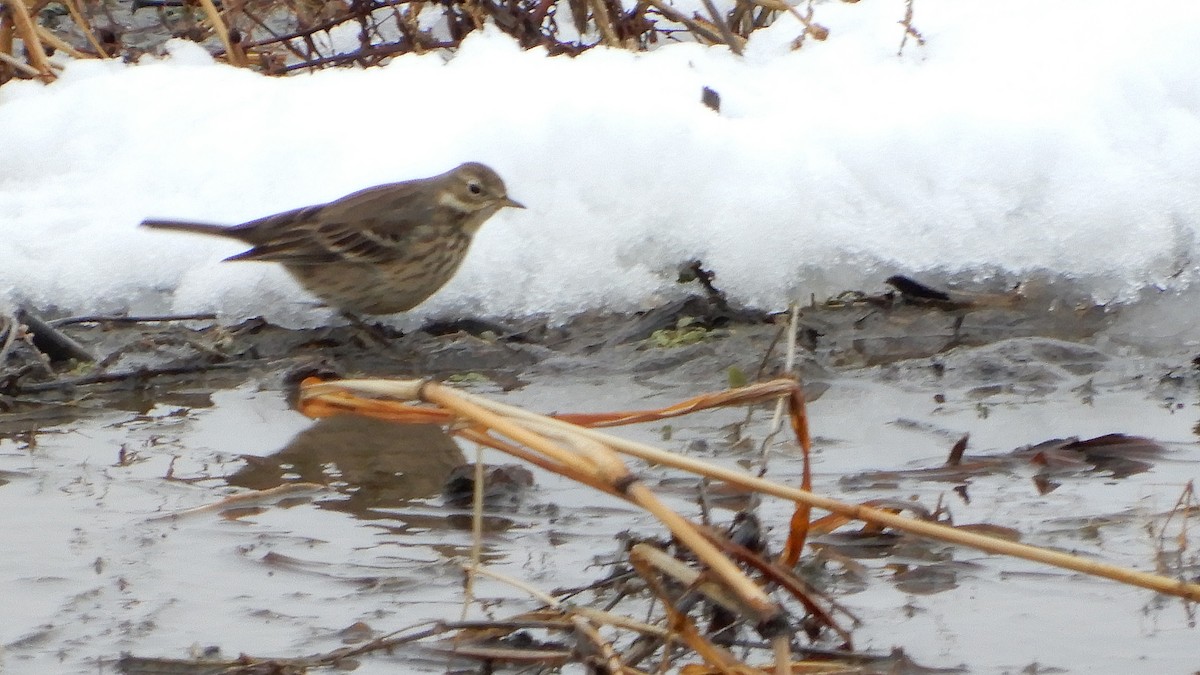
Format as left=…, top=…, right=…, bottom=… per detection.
left=141, top=162, right=524, bottom=316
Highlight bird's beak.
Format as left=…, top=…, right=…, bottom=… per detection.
left=502, top=196, right=526, bottom=209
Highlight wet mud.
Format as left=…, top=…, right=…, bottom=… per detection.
left=2, top=281, right=1199, bottom=674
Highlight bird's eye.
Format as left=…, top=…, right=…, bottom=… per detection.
left=467, top=180, right=483, bottom=195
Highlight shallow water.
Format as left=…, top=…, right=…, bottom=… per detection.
left=2, top=340, right=1199, bottom=674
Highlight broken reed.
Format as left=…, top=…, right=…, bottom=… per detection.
left=0, top=0, right=836, bottom=84
left=302, top=376, right=827, bottom=672
left=297, top=376, right=1200, bottom=672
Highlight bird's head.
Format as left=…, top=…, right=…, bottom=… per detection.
left=440, top=162, right=525, bottom=216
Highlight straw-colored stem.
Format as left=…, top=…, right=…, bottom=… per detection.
left=301, top=378, right=1200, bottom=601
left=422, top=382, right=785, bottom=625
left=34, top=22, right=84, bottom=58
left=471, top=565, right=561, bottom=607
left=0, top=13, right=12, bottom=81
left=304, top=377, right=798, bottom=430
left=587, top=0, right=619, bottom=47
left=196, top=0, right=244, bottom=67
left=640, top=0, right=724, bottom=44
left=698, top=526, right=853, bottom=646
left=780, top=305, right=814, bottom=565
left=628, top=547, right=747, bottom=672
left=632, top=542, right=763, bottom=622
left=430, top=387, right=604, bottom=477
left=0, top=48, right=39, bottom=76
left=757, top=303, right=802, bottom=464
left=4, top=0, right=53, bottom=80
left=700, top=0, right=742, bottom=55
left=63, top=0, right=106, bottom=56
left=457, top=428, right=624, bottom=499
left=433, top=386, right=1200, bottom=602
left=571, top=606, right=670, bottom=638
left=568, top=615, right=626, bottom=674
left=624, top=481, right=781, bottom=624
left=459, top=444, right=485, bottom=621
left=303, top=377, right=428, bottom=401
left=771, top=635, right=790, bottom=675
left=744, top=0, right=810, bottom=28
left=556, top=379, right=799, bottom=427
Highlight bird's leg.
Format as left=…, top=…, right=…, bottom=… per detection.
left=340, top=311, right=404, bottom=348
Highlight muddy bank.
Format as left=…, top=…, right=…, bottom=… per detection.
left=2, top=279, right=1200, bottom=674
left=2, top=273, right=1175, bottom=428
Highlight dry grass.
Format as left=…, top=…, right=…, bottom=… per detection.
left=0, top=0, right=849, bottom=84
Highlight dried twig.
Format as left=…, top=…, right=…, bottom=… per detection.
left=34, top=23, right=85, bottom=58
left=587, top=0, right=619, bottom=47
left=700, top=0, right=743, bottom=55
left=897, top=0, right=924, bottom=55
left=0, top=48, right=40, bottom=77
left=63, top=0, right=108, bottom=56
left=196, top=0, right=245, bottom=66
left=3, top=0, right=53, bottom=80
left=641, top=0, right=724, bottom=44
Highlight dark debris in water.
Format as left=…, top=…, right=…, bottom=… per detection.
left=842, top=433, right=1169, bottom=491
left=442, top=463, right=535, bottom=508
left=1013, top=433, right=1169, bottom=479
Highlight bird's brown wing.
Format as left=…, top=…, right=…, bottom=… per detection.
left=224, top=180, right=434, bottom=265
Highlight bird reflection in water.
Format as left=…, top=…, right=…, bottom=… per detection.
left=226, top=418, right=466, bottom=520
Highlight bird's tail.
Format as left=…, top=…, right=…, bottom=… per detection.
left=141, top=219, right=238, bottom=238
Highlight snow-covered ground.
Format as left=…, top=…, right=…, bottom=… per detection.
left=2, top=0, right=1199, bottom=332
left=4, top=6, right=1200, bottom=671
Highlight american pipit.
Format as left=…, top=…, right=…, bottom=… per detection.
left=142, top=162, right=523, bottom=315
